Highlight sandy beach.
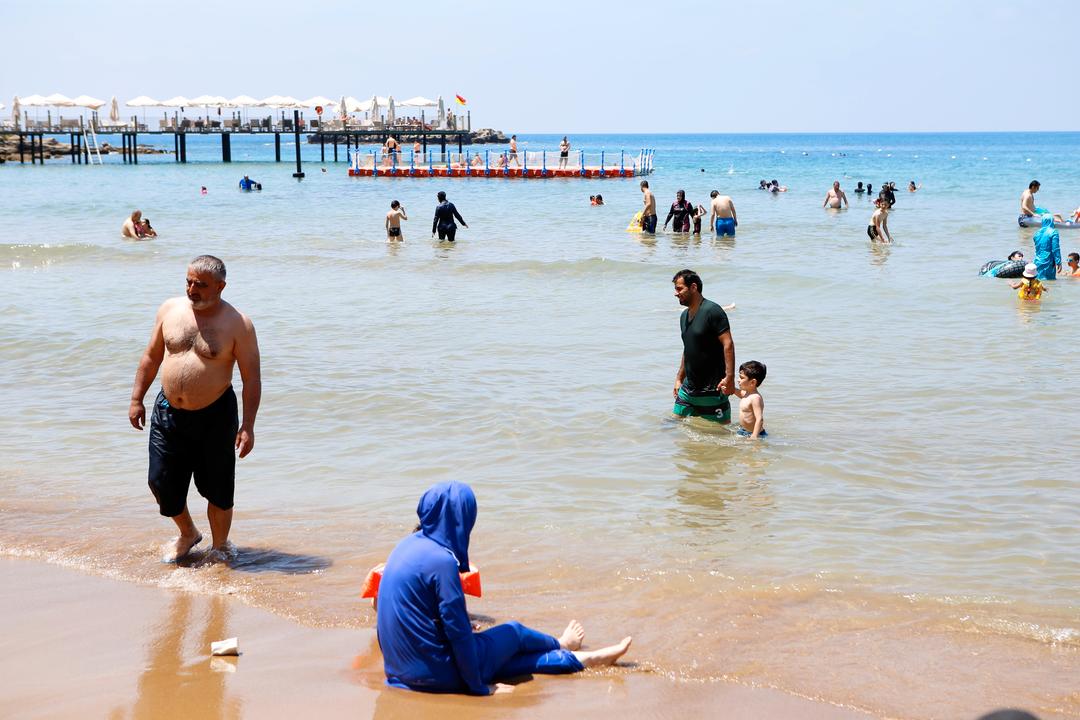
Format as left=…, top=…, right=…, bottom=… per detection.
left=1, top=557, right=884, bottom=720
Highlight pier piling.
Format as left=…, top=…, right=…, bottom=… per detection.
left=179, top=133, right=187, bottom=163
left=292, top=110, right=304, bottom=179
left=222, top=133, right=231, bottom=162
left=274, top=133, right=281, bottom=162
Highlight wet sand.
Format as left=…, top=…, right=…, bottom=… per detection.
left=0, top=557, right=879, bottom=720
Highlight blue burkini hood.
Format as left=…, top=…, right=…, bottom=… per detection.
left=1033, top=216, right=1062, bottom=280
left=377, top=481, right=488, bottom=695
left=417, top=481, right=476, bottom=573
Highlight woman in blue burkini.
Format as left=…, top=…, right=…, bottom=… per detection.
left=376, top=481, right=632, bottom=695
left=1032, top=216, right=1063, bottom=280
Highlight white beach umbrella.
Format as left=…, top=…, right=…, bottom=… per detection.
left=400, top=96, right=437, bottom=108
left=189, top=95, right=229, bottom=107
left=108, top=96, right=121, bottom=123
left=0, top=102, right=4, bottom=110
left=11, top=96, right=21, bottom=127
left=126, top=96, right=162, bottom=107
left=386, top=96, right=396, bottom=125
left=19, top=94, right=50, bottom=107
left=259, top=95, right=305, bottom=109
left=437, top=95, right=445, bottom=128
left=300, top=96, right=336, bottom=108
left=339, top=95, right=349, bottom=121
left=43, top=93, right=76, bottom=107
left=227, top=95, right=260, bottom=107
left=71, top=95, right=105, bottom=109
left=370, top=95, right=381, bottom=122
left=161, top=96, right=192, bottom=109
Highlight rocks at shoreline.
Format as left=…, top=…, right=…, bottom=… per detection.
left=0, top=133, right=168, bottom=162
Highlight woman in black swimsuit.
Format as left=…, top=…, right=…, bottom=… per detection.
left=663, top=190, right=693, bottom=233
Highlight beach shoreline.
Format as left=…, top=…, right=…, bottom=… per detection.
left=1, top=556, right=882, bottom=720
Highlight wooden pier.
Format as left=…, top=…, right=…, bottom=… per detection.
left=2, top=111, right=472, bottom=167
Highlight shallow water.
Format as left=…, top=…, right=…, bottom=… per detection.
left=2, top=132, right=1078, bottom=717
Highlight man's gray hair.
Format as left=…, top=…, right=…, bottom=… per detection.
left=189, top=255, right=226, bottom=280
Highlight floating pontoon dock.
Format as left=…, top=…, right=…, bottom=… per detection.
left=348, top=149, right=654, bottom=178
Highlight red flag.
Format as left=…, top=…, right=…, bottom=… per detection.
left=455, top=94, right=467, bottom=106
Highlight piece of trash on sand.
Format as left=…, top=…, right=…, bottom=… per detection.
left=211, top=637, right=240, bottom=656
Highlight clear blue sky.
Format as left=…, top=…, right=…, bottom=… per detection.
left=5, top=0, right=1079, bottom=133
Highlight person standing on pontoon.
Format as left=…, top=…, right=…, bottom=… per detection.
left=559, top=136, right=570, bottom=169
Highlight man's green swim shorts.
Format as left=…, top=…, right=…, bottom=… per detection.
left=673, top=386, right=731, bottom=423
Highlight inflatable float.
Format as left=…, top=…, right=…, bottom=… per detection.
left=361, top=562, right=482, bottom=599
left=980, top=259, right=1026, bottom=278
left=626, top=211, right=643, bottom=232
left=1018, top=216, right=1080, bottom=229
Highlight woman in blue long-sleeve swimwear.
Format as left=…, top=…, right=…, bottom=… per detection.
left=376, top=481, right=632, bottom=695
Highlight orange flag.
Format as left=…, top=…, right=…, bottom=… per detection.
left=455, top=94, right=467, bottom=106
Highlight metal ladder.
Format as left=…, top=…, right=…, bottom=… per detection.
left=82, top=118, right=103, bottom=164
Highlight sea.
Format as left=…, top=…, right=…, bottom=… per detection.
left=2, top=132, right=1078, bottom=718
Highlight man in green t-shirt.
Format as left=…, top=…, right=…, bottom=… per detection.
left=671, top=269, right=736, bottom=423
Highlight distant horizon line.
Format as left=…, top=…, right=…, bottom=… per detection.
left=511, top=130, right=1080, bottom=136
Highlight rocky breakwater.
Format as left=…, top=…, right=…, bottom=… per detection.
left=0, top=133, right=169, bottom=162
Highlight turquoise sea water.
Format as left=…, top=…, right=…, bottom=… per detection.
left=2, top=132, right=1078, bottom=717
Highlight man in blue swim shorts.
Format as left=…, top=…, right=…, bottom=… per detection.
left=671, top=269, right=736, bottom=423
left=709, top=190, right=738, bottom=237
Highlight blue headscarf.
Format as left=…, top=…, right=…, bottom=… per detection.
left=1032, top=216, right=1061, bottom=280
left=416, top=481, right=476, bottom=572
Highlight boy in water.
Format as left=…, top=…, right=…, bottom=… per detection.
left=386, top=200, right=408, bottom=241
left=1009, top=263, right=1047, bottom=301
left=736, top=360, right=767, bottom=439
left=1064, top=252, right=1080, bottom=277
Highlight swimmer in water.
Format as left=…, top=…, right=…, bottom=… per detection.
left=854, top=182, right=865, bottom=194
left=122, top=209, right=143, bottom=238
left=736, top=360, right=767, bottom=439
left=823, top=181, right=848, bottom=209
left=908, top=180, right=920, bottom=192
left=386, top=200, right=407, bottom=241
left=1010, top=263, right=1047, bottom=300
left=1064, top=252, right=1080, bottom=277
left=138, top=219, right=157, bottom=238
left=663, top=190, right=693, bottom=233
left=200, top=186, right=208, bottom=195
left=867, top=198, right=892, bottom=243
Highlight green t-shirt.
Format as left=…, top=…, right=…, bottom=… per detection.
left=680, top=298, right=731, bottom=394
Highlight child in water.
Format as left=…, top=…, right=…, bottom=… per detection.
left=1010, top=263, right=1047, bottom=301
left=736, top=360, right=767, bottom=438
left=136, top=219, right=157, bottom=238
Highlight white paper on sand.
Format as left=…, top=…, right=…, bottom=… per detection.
left=210, top=657, right=237, bottom=673
left=210, top=637, right=240, bottom=656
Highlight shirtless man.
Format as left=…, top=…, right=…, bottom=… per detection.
left=508, top=135, right=519, bottom=166
left=640, top=180, right=657, bottom=234
left=1018, top=180, right=1063, bottom=223
left=129, top=255, right=261, bottom=562
left=823, top=181, right=848, bottom=209
left=386, top=135, right=399, bottom=156
left=122, top=210, right=143, bottom=238
left=386, top=199, right=408, bottom=240
left=709, top=190, right=737, bottom=237
left=867, top=198, right=893, bottom=243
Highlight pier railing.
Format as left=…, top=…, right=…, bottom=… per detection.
left=350, top=148, right=654, bottom=177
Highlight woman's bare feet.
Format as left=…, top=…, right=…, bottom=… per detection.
left=162, top=532, right=203, bottom=563
left=573, top=636, right=632, bottom=669
left=558, top=620, right=585, bottom=651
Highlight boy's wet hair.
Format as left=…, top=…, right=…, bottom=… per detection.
left=739, top=360, right=767, bottom=385
left=391, top=200, right=400, bottom=208
left=1069, top=252, right=1080, bottom=263
left=1029, top=180, right=1040, bottom=189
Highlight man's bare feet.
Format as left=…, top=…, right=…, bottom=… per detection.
left=558, top=620, right=585, bottom=651
left=163, top=532, right=203, bottom=563
left=573, top=636, right=632, bottom=669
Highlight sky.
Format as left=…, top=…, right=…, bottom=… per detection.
left=4, top=0, right=1080, bottom=134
